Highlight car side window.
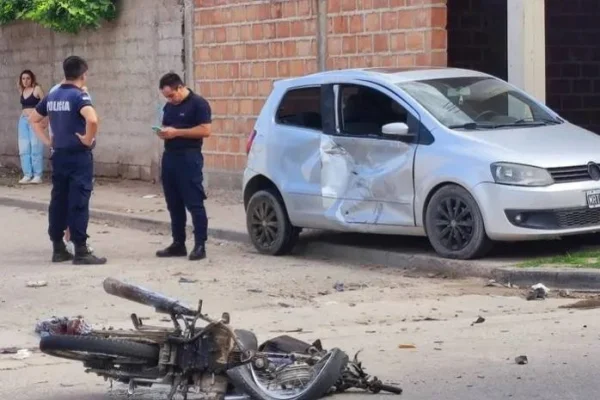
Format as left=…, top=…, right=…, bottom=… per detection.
left=338, top=84, right=417, bottom=137
left=275, top=87, right=323, bottom=131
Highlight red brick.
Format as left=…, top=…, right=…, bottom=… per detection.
left=331, top=16, right=348, bottom=34
left=390, top=0, right=406, bottom=5
left=298, top=0, right=312, bottom=16
left=246, top=44, right=257, bottom=60
left=328, top=37, right=343, bottom=55
left=281, top=1, right=297, bottom=17
left=251, top=63, right=264, bottom=78
left=283, top=41, right=297, bottom=57
left=263, top=22, right=276, bottom=39
left=415, top=52, right=431, bottom=66
left=390, top=32, right=406, bottom=51
left=240, top=99, right=253, bottom=115
left=382, top=11, right=398, bottom=30
left=270, top=3, right=283, bottom=19
left=348, top=15, right=364, bottom=33
left=342, top=36, right=357, bottom=53
left=431, top=29, right=446, bottom=50
left=278, top=61, right=291, bottom=77
left=297, top=40, right=313, bottom=57
left=364, top=12, right=381, bottom=32
left=406, top=32, right=424, bottom=50
left=397, top=54, right=415, bottom=66
left=291, top=20, right=305, bottom=37
left=258, top=80, right=272, bottom=96
left=431, top=51, right=447, bottom=66
left=398, top=10, right=414, bottom=29
left=226, top=26, right=240, bottom=42
left=431, top=7, right=447, bottom=29
left=341, top=0, right=357, bottom=12
left=240, top=26, right=252, bottom=41
left=265, top=61, right=278, bottom=78
left=328, top=0, right=342, bottom=13
left=221, top=45, right=234, bottom=61
left=276, top=22, right=291, bottom=38
left=374, top=34, right=389, bottom=52
left=373, top=0, right=389, bottom=8
left=252, top=24, right=263, bottom=40
left=357, top=35, right=373, bottom=53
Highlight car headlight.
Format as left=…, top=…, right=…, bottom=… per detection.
left=490, top=162, right=554, bottom=187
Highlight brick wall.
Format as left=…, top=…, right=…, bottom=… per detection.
left=546, top=0, right=600, bottom=134
left=194, top=0, right=448, bottom=189
left=446, top=0, right=507, bottom=80
left=0, top=0, right=184, bottom=180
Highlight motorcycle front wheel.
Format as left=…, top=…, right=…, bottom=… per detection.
left=227, top=348, right=348, bottom=400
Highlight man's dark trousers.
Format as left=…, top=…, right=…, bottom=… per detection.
left=161, top=149, right=208, bottom=245
left=48, top=150, right=93, bottom=245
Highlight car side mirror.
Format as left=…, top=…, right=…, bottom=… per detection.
left=382, top=122, right=413, bottom=139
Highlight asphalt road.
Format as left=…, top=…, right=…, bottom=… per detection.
left=1, top=205, right=599, bottom=400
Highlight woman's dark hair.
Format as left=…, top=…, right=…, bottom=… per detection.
left=19, top=70, right=37, bottom=91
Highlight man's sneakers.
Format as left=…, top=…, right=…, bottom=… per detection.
left=156, top=242, right=206, bottom=261
left=52, top=241, right=106, bottom=265
left=18, top=175, right=42, bottom=184
left=19, top=176, right=32, bottom=184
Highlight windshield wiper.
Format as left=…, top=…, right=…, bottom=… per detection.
left=448, top=122, right=494, bottom=130
left=494, top=117, right=563, bottom=128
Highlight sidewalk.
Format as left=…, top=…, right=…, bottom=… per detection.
left=0, top=178, right=248, bottom=241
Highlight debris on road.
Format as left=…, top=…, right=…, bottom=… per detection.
left=11, top=349, right=31, bottom=360
left=413, top=317, right=441, bottom=322
left=26, top=280, right=48, bottom=288
left=471, top=316, right=485, bottom=326
left=485, top=279, right=517, bottom=289
left=515, top=355, right=528, bottom=365
left=247, top=288, right=263, bottom=293
left=35, top=317, right=92, bottom=337
left=333, top=281, right=345, bottom=292
left=559, top=297, right=600, bottom=310
left=558, top=289, right=574, bottom=298
left=0, top=347, right=19, bottom=354
left=398, top=344, right=416, bottom=349
left=142, top=194, right=158, bottom=199
left=526, top=283, right=549, bottom=301
left=178, top=277, right=198, bottom=284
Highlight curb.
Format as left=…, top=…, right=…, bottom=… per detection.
left=0, top=195, right=527, bottom=281
left=492, top=267, right=600, bottom=290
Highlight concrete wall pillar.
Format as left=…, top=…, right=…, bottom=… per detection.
left=507, top=0, right=546, bottom=102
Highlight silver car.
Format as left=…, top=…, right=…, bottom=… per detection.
left=242, top=67, right=600, bottom=260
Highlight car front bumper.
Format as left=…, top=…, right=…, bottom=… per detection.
left=473, top=181, right=600, bottom=240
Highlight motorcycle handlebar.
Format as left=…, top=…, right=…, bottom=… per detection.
left=103, top=277, right=196, bottom=317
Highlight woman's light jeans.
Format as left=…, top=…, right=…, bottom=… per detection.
left=18, top=114, right=44, bottom=178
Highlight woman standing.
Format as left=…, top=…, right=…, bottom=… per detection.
left=18, top=70, right=45, bottom=184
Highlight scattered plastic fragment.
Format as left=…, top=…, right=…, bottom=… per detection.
left=35, top=317, right=92, bottom=337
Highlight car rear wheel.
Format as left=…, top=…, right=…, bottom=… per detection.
left=425, top=184, right=492, bottom=260
left=246, top=189, right=300, bottom=256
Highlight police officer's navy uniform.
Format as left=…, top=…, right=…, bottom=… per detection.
left=157, top=90, right=210, bottom=260
left=36, top=84, right=106, bottom=265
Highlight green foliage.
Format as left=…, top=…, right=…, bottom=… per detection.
left=0, top=0, right=118, bottom=34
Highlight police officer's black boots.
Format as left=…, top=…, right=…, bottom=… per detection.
left=189, top=242, right=206, bottom=261
left=52, top=241, right=73, bottom=263
left=156, top=242, right=187, bottom=258
left=73, top=243, right=107, bottom=265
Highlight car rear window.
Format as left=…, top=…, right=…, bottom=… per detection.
left=275, top=87, right=322, bottom=131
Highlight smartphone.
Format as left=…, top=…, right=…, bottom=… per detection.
left=152, top=126, right=162, bottom=133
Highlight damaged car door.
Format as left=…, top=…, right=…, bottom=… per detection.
left=319, top=82, right=419, bottom=227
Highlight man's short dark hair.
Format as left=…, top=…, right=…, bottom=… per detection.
left=63, top=56, right=88, bottom=81
left=159, top=72, right=185, bottom=90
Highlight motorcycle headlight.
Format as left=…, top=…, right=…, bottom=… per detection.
left=490, top=162, right=554, bottom=187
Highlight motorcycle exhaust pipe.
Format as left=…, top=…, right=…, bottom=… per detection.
left=103, top=277, right=196, bottom=316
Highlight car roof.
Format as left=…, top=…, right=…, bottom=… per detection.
left=274, top=67, right=493, bottom=87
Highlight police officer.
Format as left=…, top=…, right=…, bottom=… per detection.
left=155, top=72, right=212, bottom=261
left=29, top=56, right=106, bottom=265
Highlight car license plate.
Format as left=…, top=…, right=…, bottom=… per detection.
left=587, top=190, right=600, bottom=208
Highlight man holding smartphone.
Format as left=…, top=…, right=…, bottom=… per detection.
left=29, top=56, right=107, bottom=265
left=155, top=72, right=212, bottom=261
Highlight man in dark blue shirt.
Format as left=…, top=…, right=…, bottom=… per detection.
left=155, top=72, right=212, bottom=261
left=29, top=56, right=107, bottom=265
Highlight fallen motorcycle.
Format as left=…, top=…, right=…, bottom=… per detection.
left=39, top=277, right=402, bottom=399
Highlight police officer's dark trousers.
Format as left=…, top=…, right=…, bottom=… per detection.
left=48, top=149, right=93, bottom=246
left=161, top=148, right=208, bottom=245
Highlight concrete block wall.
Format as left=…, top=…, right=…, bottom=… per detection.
left=0, top=0, right=185, bottom=180
left=194, top=0, right=448, bottom=189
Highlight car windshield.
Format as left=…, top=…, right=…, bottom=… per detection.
left=396, top=76, right=562, bottom=130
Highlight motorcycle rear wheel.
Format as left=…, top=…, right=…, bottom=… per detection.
left=39, top=334, right=159, bottom=364
left=227, top=348, right=348, bottom=400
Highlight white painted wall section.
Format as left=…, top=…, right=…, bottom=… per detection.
left=507, top=0, right=546, bottom=103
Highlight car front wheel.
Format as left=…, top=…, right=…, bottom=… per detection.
left=425, top=184, right=492, bottom=260
left=246, top=189, right=300, bottom=256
